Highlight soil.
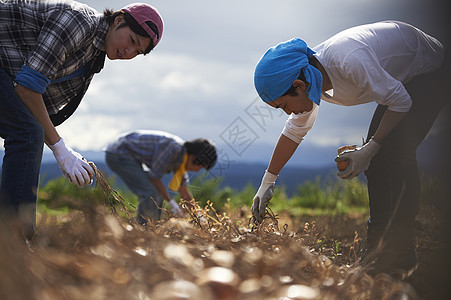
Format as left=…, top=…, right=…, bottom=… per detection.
left=0, top=201, right=449, bottom=300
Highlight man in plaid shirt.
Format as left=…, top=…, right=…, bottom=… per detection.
left=0, top=0, right=163, bottom=239
left=105, top=130, right=217, bottom=224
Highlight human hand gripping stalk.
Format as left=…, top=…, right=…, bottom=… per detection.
left=49, top=138, right=94, bottom=187
left=335, top=138, right=381, bottom=179
left=252, top=170, right=278, bottom=224
left=168, top=199, right=183, bottom=216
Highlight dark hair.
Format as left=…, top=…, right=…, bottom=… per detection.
left=103, top=9, right=155, bottom=54
left=184, top=139, right=217, bottom=170
left=282, top=70, right=308, bottom=97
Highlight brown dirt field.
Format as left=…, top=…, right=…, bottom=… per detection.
left=0, top=200, right=449, bottom=300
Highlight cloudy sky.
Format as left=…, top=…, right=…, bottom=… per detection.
left=2, top=0, right=449, bottom=168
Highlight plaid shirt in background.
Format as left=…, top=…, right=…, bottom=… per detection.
left=0, top=0, right=108, bottom=117
left=105, top=131, right=190, bottom=185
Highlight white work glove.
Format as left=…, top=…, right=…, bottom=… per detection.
left=49, top=138, right=94, bottom=187
left=251, top=170, right=278, bottom=224
left=168, top=199, right=183, bottom=216
left=335, top=138, right=381, bottom=180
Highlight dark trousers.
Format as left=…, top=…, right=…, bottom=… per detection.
left=105, top=152, right=164, bottom=223
left=0, top=68, right=44, bottom=239
left=365, top=59, right=449, bottom=236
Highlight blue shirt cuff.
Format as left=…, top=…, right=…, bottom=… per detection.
left=15, top=65, right=51, bottom=94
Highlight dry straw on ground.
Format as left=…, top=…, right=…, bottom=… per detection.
left=0, top=164, right=427, bottom=299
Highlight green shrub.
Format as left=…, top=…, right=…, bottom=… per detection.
left=187, top=173, right=224, bottom=207
left=230, top=184, right=259, bottom=208
left=186, top=175, right=369, bottom=215
left=38, top=176, right=138, bottom=213
left=36, top=171, right=441, bottom=220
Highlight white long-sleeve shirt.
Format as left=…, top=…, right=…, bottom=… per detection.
left=282, top=20, right=445, bottom=144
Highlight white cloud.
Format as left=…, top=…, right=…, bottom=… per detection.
left=55, top=51, right=256, bottom=151
left=2, top=0, right=447, bottom=167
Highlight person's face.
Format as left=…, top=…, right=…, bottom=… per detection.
left=103, top=15, right=151, bottom=60
left=267, top=79, right=313, bottom=115
left=186, top=155, right=204, bottom=172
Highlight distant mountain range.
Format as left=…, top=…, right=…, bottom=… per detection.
left=36, top=160, right=339, bottom=197
left=0, top=132, right=444, bottom=197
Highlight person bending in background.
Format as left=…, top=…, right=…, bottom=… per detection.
left=104, top=130, right=217, bottom=224
left=0, top=0, right=164, bottom=239
left=250, top=20, right=448, bottom=278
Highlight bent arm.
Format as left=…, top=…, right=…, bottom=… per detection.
left=267, top=134, right=299, bottom=175
left=149, top=177, right=171, bottom=202
left=372, top=109, right=407, bottom=144
left=15, top=84, right=60, bottom=145
left=179, top=185, right=193, bottom=202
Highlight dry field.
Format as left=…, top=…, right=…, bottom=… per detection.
left=0, top=196, right=449, bottom=300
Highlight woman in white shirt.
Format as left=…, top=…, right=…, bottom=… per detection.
left=251, top=20, right=447, bottom=278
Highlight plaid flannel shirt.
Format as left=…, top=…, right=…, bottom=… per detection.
left=0, top=0, right=108, bottom=118
left=105, top=130, right=190, bottom=185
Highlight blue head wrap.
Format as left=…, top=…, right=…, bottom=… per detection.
left=254, top=38, right=322, bottom=105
